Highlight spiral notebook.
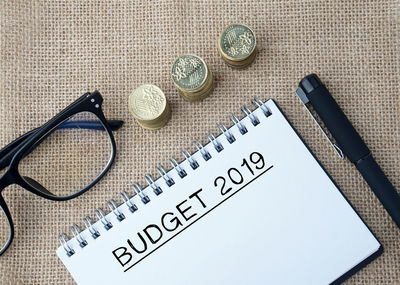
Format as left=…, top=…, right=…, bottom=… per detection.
left=57, top=98, right=382, bottom=285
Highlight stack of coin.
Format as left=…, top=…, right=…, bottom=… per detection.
left=171, top=54, right=214, bottom=102
left=218, top=24, right=257, bottom=69
left=128, top=84, right=171, bottom=130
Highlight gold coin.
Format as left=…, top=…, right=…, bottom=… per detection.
left=222, top=47, right=258, bottom=69
left=176, top=65, right=213, bottom=94
left=178, top=66, right=214, bottom=102
left=186, top=83, right=214, bottom=102
left=129, top=84, right=170, bottom=130
left=129, top=84, right=166, bottom=121
left=218, top=24, right=256, bottom=62
left=171, top=54, right=208, bottom=92
left=136, top=104, right=171, bottom=130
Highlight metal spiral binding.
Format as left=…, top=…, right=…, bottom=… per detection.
left=230, top=114, right=248, bottom=135
left=157, top=166, right=175, bottom=187
left=58, top=233, right=75, bottom=256
left=107, top=199, right=125, bottom=222
left=252, top=97, right=272, bottom=117
left=121, top=190, right=139, bottom=213
left=194, top=139, right=211, bottom=161
left=170, top=158, right=187, bottom=178
left=95, top=208, right=113, bottom=230
left=59, top=97, right=272, bottom=257
left=182, top=148, right=199, bottom=169
left=132, top=183, right=150, bottom=204
left=241, top=105, right=260, bottom=126
left=70, top=224, right=88, bottom=248
left=83, top=216, right=100, bottom=239
left=207, top=132, right=224, bottom=152
left=144, top=174, right=163, bottom=195
left=217, top=122, right=236, bottom=144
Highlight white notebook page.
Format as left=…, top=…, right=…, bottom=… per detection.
left=57, top=99, right=380, bottom=285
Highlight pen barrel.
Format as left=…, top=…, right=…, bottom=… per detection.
left=306, top=84, right=370, bottom=163
left=355, top=154, right=400, bottom=228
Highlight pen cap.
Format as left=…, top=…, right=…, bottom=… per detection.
left=299, top=74, right=370, bottom=163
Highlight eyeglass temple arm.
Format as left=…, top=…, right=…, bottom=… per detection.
left=57, top=120, right=124, bottom=131
left=0, top=119, right=123, bottom=171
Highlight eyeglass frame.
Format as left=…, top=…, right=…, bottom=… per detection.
left=0, top=91, right=117, bottom=255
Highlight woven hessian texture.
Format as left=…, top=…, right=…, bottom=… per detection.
left=0, top=1, right=399, bottom=284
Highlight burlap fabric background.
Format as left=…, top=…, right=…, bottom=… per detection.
left=0, top=1, right=398, bottom=284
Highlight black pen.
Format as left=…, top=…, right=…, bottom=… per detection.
left=295, top=74, right=400, bottom=228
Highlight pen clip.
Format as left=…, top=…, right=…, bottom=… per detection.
left=295, top=88, right=345, bottom=160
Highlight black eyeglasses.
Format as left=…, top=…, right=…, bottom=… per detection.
left=0, top=91, right=122, bottom=255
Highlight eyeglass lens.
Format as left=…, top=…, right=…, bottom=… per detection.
left=0, top=205, right=11, bottom=254
left=17, top=111, right=113, bottom=198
